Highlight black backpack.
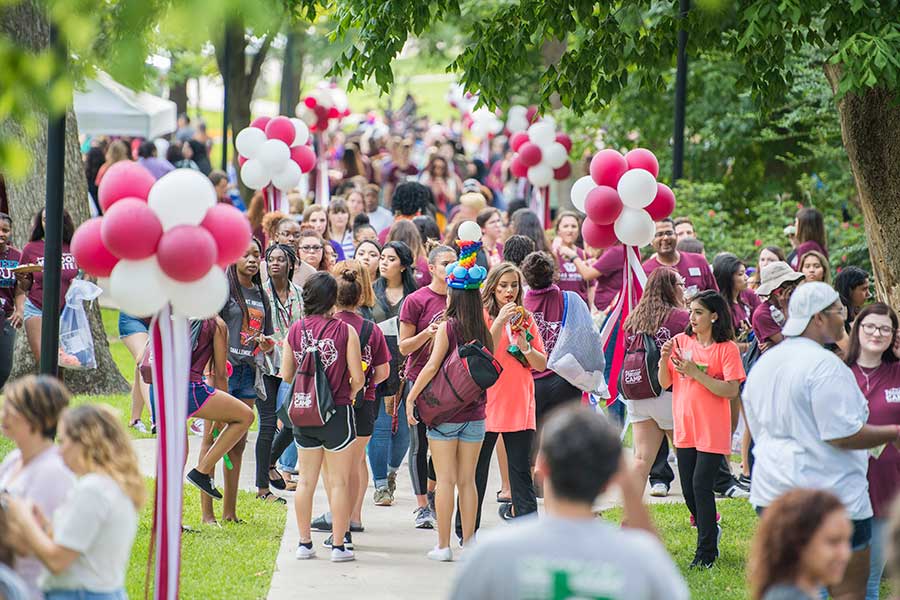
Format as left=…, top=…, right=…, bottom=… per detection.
left=618, top=332, right=663, bottom=401
left=355, top=319, right=374, bottom=405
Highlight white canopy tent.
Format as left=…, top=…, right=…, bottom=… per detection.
left=74, top=72, right=177, bottom=139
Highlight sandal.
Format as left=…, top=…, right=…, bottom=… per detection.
left=257, top=492, right=287, bottom=505
left=268, top=468, right=287, bottom=491
left=222, top=517, right=247, bottom=524
left=496, top=491, right=511, bottom=503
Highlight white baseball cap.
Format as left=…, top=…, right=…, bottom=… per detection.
left=781, top=281, right=840, bottom=337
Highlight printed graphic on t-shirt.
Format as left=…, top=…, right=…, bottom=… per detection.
left=296, top=329, right=339, bottom=368
left=886, top=387, right=900, bottom=404
left=518, top=557, right=624, bottom=599
left=31, top=253, right=77, bottom=270
left=559, top=261, right=581, bottom=282
left=239, top=305, right=264, bottom=347
left=533, top=312, right=561, bottom=354
left=0, top=258, right=18, bottom=289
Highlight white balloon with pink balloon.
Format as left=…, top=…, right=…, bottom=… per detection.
left=109, top=257, right=168, bottom=317
left=570, top=176, right=597, bottom=213
left=163, top=267, right=229, bottom=318
left=527, top=163, right=554, bottom=187
left=148, top=169, right=217, bottom=231
left=617, top=168, right=658, bottom=209
left=614, top=207, right=656, bottom=247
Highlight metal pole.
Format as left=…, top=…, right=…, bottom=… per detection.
left=672, top=0, right=689, bottom=182
left=41, top=25, right=66, bottom=377
left=221, top=24, right=231, bottom=172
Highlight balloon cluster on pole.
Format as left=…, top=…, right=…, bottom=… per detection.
left=509, top=120, right=573, bottom=186
left=571, top=147, right=675, bottom=248
left=296, top=82, right=351, bottom=133
left=71, top=167, right=251, bottom=318
left=467, top=107, right=504, bottom=141
left=236, top=116, right=314, bottom=192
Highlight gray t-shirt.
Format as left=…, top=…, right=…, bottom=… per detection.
left=220, top=283, right=274, bottom=365
left=449, top=516, right=688, bottom=600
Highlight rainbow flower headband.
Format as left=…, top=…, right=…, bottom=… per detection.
left=445, top=238, right=487, bottom=289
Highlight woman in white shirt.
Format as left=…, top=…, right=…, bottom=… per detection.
left=3, top=405, right=145, bottom=600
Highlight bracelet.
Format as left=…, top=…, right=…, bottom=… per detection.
left=523, top=343, right=533, bottom=355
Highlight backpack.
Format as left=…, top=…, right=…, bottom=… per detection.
left=618, top=331, right=663, bottom=401
left=416, top=321, right=502, bottom=427
left=354, top=319, right=374, bottom=405
left=288, top=319, right=339, bottom=428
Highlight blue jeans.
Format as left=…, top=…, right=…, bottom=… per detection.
left=45, top=590, right=127, bottom=600
left=228, top=363, right=257, bottom=400
left=866, top=517, right=887, bottom=600
left=367, top=396, right=410, bottom=488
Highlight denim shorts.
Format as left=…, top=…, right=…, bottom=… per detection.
left=188, top=381, right=215, bottom=417
left=45, top=589, right=127, bottom=600
left=23, top=297, right=42, bottom=321
left=427, top=419, right=486, bottom=443
left=228, top=363, right=257, bottom=400
left=755, top=507, right=872, bottom=551
left=118, top=311, right=149, bottom=338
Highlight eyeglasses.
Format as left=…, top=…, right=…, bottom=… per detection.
left=861, top=323, right=895, bottom=337
left=299, top=245, right=323, bottom=252
left=654, top=231, right=676, bottom=239
left=822, top=305, right=848, bottom=318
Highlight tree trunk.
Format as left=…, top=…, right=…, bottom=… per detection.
left=279, top=29, right=304, bottom=116
left=169, top=77, right=189, bottom=116
left=824, top=64, right=900, bottom=307
left=0, top=0, right=128, bottom=394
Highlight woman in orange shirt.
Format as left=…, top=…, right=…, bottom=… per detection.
left=659, top=290, right=745, bottom=570
left=471, top=262, right=546, bottom=530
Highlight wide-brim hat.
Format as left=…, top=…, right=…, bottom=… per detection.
left=756, top=261, right=805, bottom=296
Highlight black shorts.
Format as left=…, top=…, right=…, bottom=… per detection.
left=294, top=404, right=356, bottom=452
left=354, top=400, right=377, bottom=437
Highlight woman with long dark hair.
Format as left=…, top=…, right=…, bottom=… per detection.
left=659, top=290, right=745, bottom=569
left=507, top=208, right=550, bottom=254
left=84, top=145, right=106, bottom=214
left=0, top=212, right=22, bottom=390
left=368, top=241, right=418, bottom=505
left=327, top=198, right=355, bottom=260
left=834, top=266, right=870, bottom=333
left=844, top=303, right=900, bottom=600
left=17, top=209, right=77, bottom=363
left=354, top=239, right=381, bottom=284
left=748, top=489, right=852, bottom=599
left=405, top=244, right=492, bottom=561
left=388, top=219, right=430, bottom=288
left=713, top=253, right=760, bottom=352
left=790, top=207, right=828, bottom=269
left=476, top=208, right=504, bottom=269
left=420, top=155, right=462, bottom=216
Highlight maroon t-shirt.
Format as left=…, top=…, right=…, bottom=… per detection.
left=524, top=284, right=566, bottom=380
left=0, top=246, right=21, bottom=318
left=851, top=361, right=900, bottom=517
left=751, top=300, right=785, bottom=346
left=443, top=318, right=486, bottom=423
left=287, top=315, right=353, bottom=406
left=592, top=245, right=625, bottom=312
left=189, top=319, right=217, bottom=383
left=556, top=248, right=589, bottom=305
left=335, top=310, right=391, bottom=402
left=414, top=255, right=432, bottom=287
left=791, top=240, right=828, bottom=270
left=20, top=240, right=79, bottom=312
left=731, top=289, right=762, bottom=338
left=624, top=308, right=690, bottom=351
left=643, top=251, right=718, bottom=298
left=399, top=285, right=447, bottom=380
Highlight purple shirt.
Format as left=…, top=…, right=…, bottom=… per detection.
left=592, top=245, right=625, bottom=312
left=0, top=245, right=21, bottom=318
left=643, top=251, right=718, bottom=298
left=399, top=286, right=447, bottom=380
left=556, top=248, right=589, bottom=304
left=20, top=240, right=79, bottom=312
left=851, top=361, right=900, bottom=517
left=189, top=319, right=217, bottom=383
left=287, top=315, right=353, bottom=406
left=751, top=300, right=785, bottom=346
left=336, top=311, right=391, bottom=402
left=524, top=284, right=566, bottom=380
left=732, top=289, right=762, bottom=339
left=791, top=240, right=828, bottom=270
left=137, top=156, right=176, bottom=180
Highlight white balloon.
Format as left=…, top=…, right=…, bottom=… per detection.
left=570, top=175, right=596, bottom=213
left=617, top=168, right=658, bottom=209
left=110, top=257, right=168, bottom=318
left=458, top=220, right=483, bottom=242
left=507, top=116, right=529, bottom=133
left=540, top=115, right=557, bottom=130
left=508, top=105, right=527, bottom=119
left=272, top=161, right=302, bottom=191
left=527, top=163, right=554, bottom=188
left=164, top=267, right=229, bottom=318
left=239, top=159, right=268, bottom=190
left=258, top=139, right=291, bottom=170
left=614, top=207, right=656, bottom=247
left=289, top=118, right=310, bottom=147
left=544, top=143, right=569, bottom=169
left=471, top=122, right=488, bottom=139
left=528, top=122, right=556, bottom=148
left=234, top=127, right=266, bottom=159
left=148, top=169, right=217, bottom=231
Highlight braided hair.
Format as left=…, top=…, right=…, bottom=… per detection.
left=227, top=237, right=272, bottom=334
left=266, top=243, right=300, bottom=333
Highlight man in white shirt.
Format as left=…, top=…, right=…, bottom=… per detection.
left=743, top=282, right=900, bottom=599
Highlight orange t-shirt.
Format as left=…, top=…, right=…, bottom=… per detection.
left=666, top=333, right=745, bottom=455
left=485, top=310, right=545, bottom=432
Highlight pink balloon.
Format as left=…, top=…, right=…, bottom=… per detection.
left=98, top=161, right=155, bottom=212
left=553, top=162, right=572, bottom=180
left=291, top=145, right=316, bottom=173
left=585, top=186, right=623, bottom=225
left=510, top=157, right=528, bottom=179
left=526, top=105, right=539, bottom=124
left=265, top=116, right=296, bottom=145
left=327, top=106, right=340, bottom=119
left=250, top=116, right=271, bottom=131
left=304, top=96, right=317, bottom=109
left=71, top=218, right=119, bottom=277
left=625, top=148, right=660, bottom=178
left=100, top=198, right=163, bottom=260
left=510, top=132, right=529, bottom=152
left=157, top=225, right=217, bottom=282
left=582, top=219, right=619, bottom=249
left=590, top=149, right=628, bottom=188
left=555, top=133, right=573, bottom=152
left=200, top=204, right=252, bottom=268
left=646, top=182, right=676, bottom=221
left=238, top=156, right=247, bottom=167
left=518, top=143, right=543, bottom=167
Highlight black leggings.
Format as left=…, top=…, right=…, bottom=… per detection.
left=676, top=447, right=722, bottom=561
left=271, top=402, right=294, bottom=470
left=255, top=374, right=281, bottom=489
left=0, top=321, right=15, bottom=390
left=532, top=373, right=581, bottom=463
left=407, top=380, right=436, bottom=495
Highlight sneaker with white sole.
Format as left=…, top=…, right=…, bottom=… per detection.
left=649, top=483, right=669, bottom=497
left=323, top=532, right=353, bottom=550
left=330, top=547, right=355, bottom=562
left=414, top=506, right=435, bottom=529
left=295, top=542, right=316, bottom=560
left=130, top=420, right=148, bottom=434
left=186, top=469, right=222, bottom=500
left=387, top=471, right=397, bottom=494
left=373, top=486, right=393, bottom=506
left=722, top=484, right=750, bottom=499
left=427, top=545, right=453, bottom=562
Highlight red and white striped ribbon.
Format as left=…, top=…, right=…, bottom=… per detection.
left=315, top=132, right=330, bottom=207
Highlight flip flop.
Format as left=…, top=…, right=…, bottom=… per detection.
left=257, top=492, right=287, bottom=505
left=496, top=491, right=511, bottom=503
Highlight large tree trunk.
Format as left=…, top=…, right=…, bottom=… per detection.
left=169, top=77, right=189, bottom=116
left=279, top=29, right=304, bottom=116
left=824, top=64, right=900, bottom=307
left=0, top=0, right=129, bottom=394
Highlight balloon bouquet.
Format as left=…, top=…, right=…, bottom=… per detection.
left=570, top=147, right=675, bottom=401
left=466, top=107, right=504, bottom=162
left=236, top=116, right=315, bottom=214
left=296, top=82, right=351, bottom=206
left=70, top=163, right=251, bottom=600
left=509, top=119, right=573, bottom=227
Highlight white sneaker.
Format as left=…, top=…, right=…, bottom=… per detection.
left=190, top=420, right=204, bottom=436
left=649, top=483, right=669, bottom=497
left=295, top=542, right=316, bottom=560
left=427, top=546, right=453, bottom=562
left=130, top=420, right=148, bottom=434
left=331, top=547, right=355, bottom=562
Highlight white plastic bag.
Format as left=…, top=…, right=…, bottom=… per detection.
left=547, top=291, right=608, bottom=396
left=58, top=279, right=102, bottom=370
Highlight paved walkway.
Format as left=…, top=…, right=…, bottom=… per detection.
left=133, top=433, right=686, bottom=599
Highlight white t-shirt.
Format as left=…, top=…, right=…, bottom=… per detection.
left=43, top=473, right=139, bottom=593
left=449, top=515, right=688, bottom=600
left=366, top=207, right=393, bottom=235
left=742, top=336, right=872, bottom=519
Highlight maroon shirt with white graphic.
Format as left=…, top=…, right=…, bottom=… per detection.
left=287, top=315, right=352, bottom=406
left=524, top=284, right=566, bottom=380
